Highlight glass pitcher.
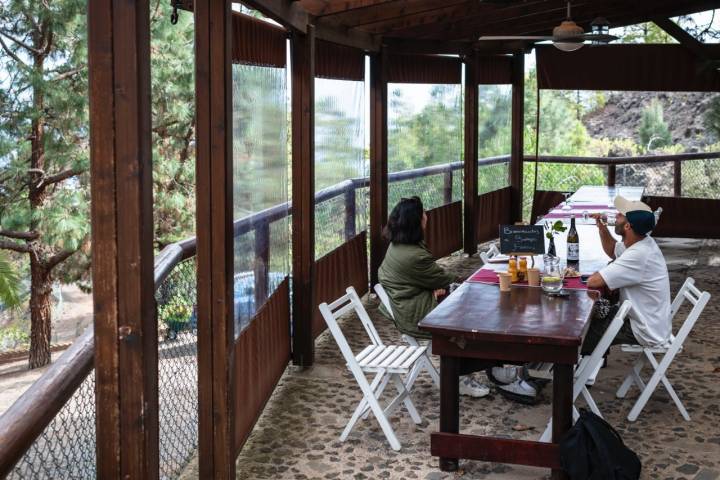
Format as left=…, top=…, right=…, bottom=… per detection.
left=541, top=255, right=564, bottom=293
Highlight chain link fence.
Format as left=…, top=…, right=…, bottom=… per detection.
left=682, top=157, right=720, bottom=199
left=7, top=257, right=199, bottom=480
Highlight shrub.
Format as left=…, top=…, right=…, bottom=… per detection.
left=638, top=99, right=672, bottom=151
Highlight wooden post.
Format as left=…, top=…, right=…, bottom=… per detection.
left=607, top=164, right=616, bottom=187
left=88, top=0, right=158, bottom=477
left=195, top=0, right=235, bottom=477
left=463, top=53, right=479, bottom=255
left=291, top=26, right=316, bottom=367
left=344, top=187, right=357, bottom=241
left=443, top=169, right=454, bottom=205
left=552, top=364, right=573, bottom=480
left=254, top=221, right=270, bottom=306
left=370, top=49, right=388, bottom=287
left=510, top=53, right=525, bottom=223
left=674, top=160, right=682, bottom=197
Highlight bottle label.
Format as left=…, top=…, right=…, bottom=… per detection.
left=568, top=243, right=579, bottom=261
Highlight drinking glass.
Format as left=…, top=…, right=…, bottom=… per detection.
left=562, top=192, right=572, bottom=210
left=541, top=255, right=564, bottom=294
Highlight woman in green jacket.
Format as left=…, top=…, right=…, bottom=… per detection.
left=378, top=196, right=489, bottom=398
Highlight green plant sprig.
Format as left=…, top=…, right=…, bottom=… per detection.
left=544, top=220, right=567, bottom=240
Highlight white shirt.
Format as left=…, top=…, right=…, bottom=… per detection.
left=599, top=236, right=671, bottom=346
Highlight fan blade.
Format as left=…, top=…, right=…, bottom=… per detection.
left=477, top=36, right=552, bottom=41
left=576, top=33, right=619, bottom=42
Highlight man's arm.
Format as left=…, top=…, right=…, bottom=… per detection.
left=592, top=214, right=618, bottom=259
left=586, top=272, right=607, bottom=290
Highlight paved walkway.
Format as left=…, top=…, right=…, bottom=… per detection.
left=192, top=238, right=720, bottom=479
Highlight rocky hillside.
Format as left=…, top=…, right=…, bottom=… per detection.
left=583, top=91, right=719, bottom=151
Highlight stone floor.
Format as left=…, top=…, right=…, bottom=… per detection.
left=182, top=238, right=720, bottom=480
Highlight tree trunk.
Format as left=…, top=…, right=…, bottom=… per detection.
left=29, top=257, right=52, bottom=368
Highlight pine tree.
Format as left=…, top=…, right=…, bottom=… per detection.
left=0, top=0, right=89, bottom=368
left=638, top=99, right=672, bottom=151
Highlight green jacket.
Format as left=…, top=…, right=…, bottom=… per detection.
left=378, top=241, right=455, bottom=339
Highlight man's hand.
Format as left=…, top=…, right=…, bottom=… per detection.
left=591, top=213, right=617, bottom=259
left=590, top=212, right=608, bottom=227
left=587, top=272, right=606, bottom=290
left=433, top=289, right=446, bottom=299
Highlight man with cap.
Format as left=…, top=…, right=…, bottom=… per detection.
left=583, top=195, right=672, bottom=356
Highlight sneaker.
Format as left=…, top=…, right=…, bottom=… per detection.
left=486, top=366, right=519, bottom=386
left=459, top=375, right=490, bottom=398
left=497, top=379, right=539, bottom=405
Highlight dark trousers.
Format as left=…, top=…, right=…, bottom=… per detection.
left=580, top=303, right=639, bottom=356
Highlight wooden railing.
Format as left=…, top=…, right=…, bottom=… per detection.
left=4, top=150, right=717, bottom=476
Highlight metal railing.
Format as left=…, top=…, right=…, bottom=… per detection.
left=4, top=151, right=716, bottom=477
left=0, top=157, right=505, bottom=479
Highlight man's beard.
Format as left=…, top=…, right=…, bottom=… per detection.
left=614, top=222, right=625, bottom=237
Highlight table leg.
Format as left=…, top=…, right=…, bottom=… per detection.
left=551, top=363, right=573, bottom=480
left=439, top=356, right=460, bottom=471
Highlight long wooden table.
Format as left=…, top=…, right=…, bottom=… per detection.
left=418, top=198, right=627, bottom=477
left=419, top=282, right=599, bottom=479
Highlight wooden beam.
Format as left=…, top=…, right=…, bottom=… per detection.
left=323, top=0, right=471, bottom=30
left=88, top=0, right=158, bottom=477
left=384, top=37, right=472, bottom=55
left=313, top=18, right=380, bottom=51
left=464, top=53, right=478, bottom=255
left=291, top=26, right=316, bottom=367
left=195, top=0, right=235, bottom=477
left=369, top=49, right=388, bottom=287
left=308, top=0, right=399, bottom=16
left=510, top=53, right=524, bottom=223
left=239, top=0, right=308, bottom=32
left=654, top=17, right=718, bottom=60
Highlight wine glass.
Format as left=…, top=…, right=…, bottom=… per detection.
left=562, top=192, right=572, bottom=211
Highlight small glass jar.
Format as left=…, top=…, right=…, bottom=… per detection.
left=541, top=255, right=564, bottom=293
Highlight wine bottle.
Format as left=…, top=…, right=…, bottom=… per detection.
left=567, top=215, right=579, bottom=265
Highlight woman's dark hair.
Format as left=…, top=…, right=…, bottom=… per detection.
left=383, top=196, right=424, bottom=244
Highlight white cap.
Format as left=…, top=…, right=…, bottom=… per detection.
left=614, top=195, right=652, bottom=215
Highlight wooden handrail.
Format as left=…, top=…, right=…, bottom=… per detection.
left=526, top=151, right=720, bottom=166
left=2, top=150, right=715, bottom=476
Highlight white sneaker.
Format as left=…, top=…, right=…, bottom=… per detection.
left=459, top=375, right=490, bottom=398
left=497, top=379, right=538, bottom=405
left=487, top=366, right=519, bottom=385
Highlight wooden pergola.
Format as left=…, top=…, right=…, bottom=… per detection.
left=79, top=0, right=720, bottom=479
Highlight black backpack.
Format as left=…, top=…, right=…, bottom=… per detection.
left=559, top=409, right=641, bottom=480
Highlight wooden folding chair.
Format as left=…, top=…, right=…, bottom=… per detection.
left=373, top=283, right=440, bottom=389
left=616, top=277, right=711, bottom=422
left=540, top=301, right=632, bottom=442
left=319, top=287, right=427, bottom=451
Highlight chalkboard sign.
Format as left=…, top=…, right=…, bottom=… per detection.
left=499, top=225, right=545, bottom=255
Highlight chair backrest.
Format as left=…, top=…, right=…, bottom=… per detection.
left=373, top=283, right=395, bottom=320
left=319, top=286, right=383, bottom=355
left=574, top=300, right=632, bottom=397
left=667, top=277, right=711, bottom=346
left=480, top=243, right=500, bottom=265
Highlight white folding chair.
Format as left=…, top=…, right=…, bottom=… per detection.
left=540, top=300, right=632, bottom=442
left=373, top=283, right=440, bottom=389
left=319, top=286, right=427, bottom=451
left=615, top=277, right=710, bottom=422
left=480, top=243, right=501, bottom=265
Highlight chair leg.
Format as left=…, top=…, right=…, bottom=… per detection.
left=644, top=352, right=690, bottom=421
left=627, top=353, right=667, bottom=422
left=617, top=356, right=644, bottom=398
left=361, top=373, right=391, bottom=421
left=346, top=371, right=403, bottom=451
left=580, top=386, right=602, bottom=418
left=424, top=354, right=441, bottom=388
left=342, top=373, right=386, bottom=441
left=392, top=373, right=422, bottom=424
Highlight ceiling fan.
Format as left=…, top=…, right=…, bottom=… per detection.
left=478, top=1, right=619, bottom=52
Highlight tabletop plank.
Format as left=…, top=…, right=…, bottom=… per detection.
left=419, top=282, right=598, bottom=347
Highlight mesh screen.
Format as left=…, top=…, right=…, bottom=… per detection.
left=478, top=85, right=511, bottom=195
left=232, top=64, right=290, bottom=337
left=682, top=158, right=720, bottom=199
left=314, top=78, right=367, bottom=259
left=9, top=258, right=200, bottom=480
left=388, top=83, right=462, bottom=211
left=616, top=162, right=673, bottom=196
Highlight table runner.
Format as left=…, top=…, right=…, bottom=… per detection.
left=466, top=267, right=589, bottom=290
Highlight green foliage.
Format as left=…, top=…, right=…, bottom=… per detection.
left=544, top=220, right=567, bottom=240
left=0, top=252, right=22, bottom=309
left=703, top=96, right=720, bottom=141
left=616, top=22, right=676, bottom=44
left=638, top=99, right=672, bottom=151
left=0, top=325, right=30, bottom=350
